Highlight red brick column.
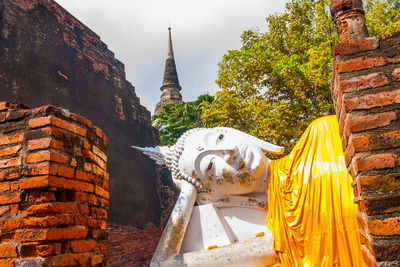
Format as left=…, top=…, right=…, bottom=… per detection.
left=331, top=33, right=400, bottom=266
left=0, top=102, right=109, bottom=266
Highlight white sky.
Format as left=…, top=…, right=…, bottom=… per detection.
left=55, top=0, right=288, bottom=114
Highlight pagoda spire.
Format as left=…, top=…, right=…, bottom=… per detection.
left=155, top=27, right=183, bottom=114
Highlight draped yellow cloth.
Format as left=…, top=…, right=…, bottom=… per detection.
left=266, top=116, right=363, bottom=266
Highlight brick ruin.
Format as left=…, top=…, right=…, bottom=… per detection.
left=331, top=0, right=400, bottom=266
left=0, top=0, right=176, bottom=265
left=0, top=102, right=108, bottom=266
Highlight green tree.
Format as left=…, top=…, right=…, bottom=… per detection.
left=365, top=0, right=400, bottom=37
left=201, top=0, right=400, bottom=153
left=152, top=94, right=214, bottom=146
left=202, top=0, right=336, bottom=153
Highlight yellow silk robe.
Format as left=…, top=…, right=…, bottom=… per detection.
left=266, top=116, right=364, bottom=266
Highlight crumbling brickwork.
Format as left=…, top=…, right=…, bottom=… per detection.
left=107, top=224, right=162, bottom=267
left=0, top=0, right=163, bottom=230
left=331, top=33, right=400, bottom=266
left=0, top=101, right=109, bottom=266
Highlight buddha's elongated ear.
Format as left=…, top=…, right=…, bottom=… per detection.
left=214, top=127, right=284, bottom=155
left=131, top=145, right=173, bottom=166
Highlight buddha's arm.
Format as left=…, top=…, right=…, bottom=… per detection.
left=197, top=192, right=267, bottom=209
left=180, top=235, right=276, bottom=267
left=151, top=181, right=197, bottom=267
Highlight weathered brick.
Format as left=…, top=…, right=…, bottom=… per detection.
left=28, top=116, right=51, bottom=128
left=26, top=151, right=69, bottom=164
left=351, top=130, right=400, bottom=152
left=0, top=144, right=22, bottom=157
left=75, top=170, right=96, bottom=183
left=0, top=101, right=28, bottom=111
left=69, top=240, right=98, bottom=253
left=89, top=150, right=106, bottom=170
left=339, top=72, right=389, bottom=93
left=344, top=139, right=355, bottom=165
left=92, top=145, right=107, bottom=162
left=50, top=116, right=86, bottom=137
left=15, top=228, right=88, bottom=242
left=0, top=259, right=15, bottom=267
left=0, top=182, right=10, bottom=191
left=21, top=243, right=61, bottom=257
left=0, top=113, right=5, bottom=123
left=44, top=253, right=91, bottom=266
left=22, top=163, right=74, bottom=178
left=359, top=174, right=400, bottom=192
left=338, top=104, right=347, bottom=136
left=102, top=181, right=109, bottom=191
left=89, top=229, right=108, bottom=240
left=0, top=132, right=24, bottom=146
left=9, top=181, right=18, bottom=191
left=19, top=175, right=94, bottom=193
left=23, top=202, right=80, bottom=216
left=0, top=206, right=10, bottom=217
left=372, top=237, right=400, bottom=261
left=0, top=215, right=77, bottom=231
left=333, top=38, right=379, bottom=56
left=92, top=165, right=107, bottom=179
left=344, top=89, right=400, bottom=111
left=70, top=157, right=77, bottom=167
left=88, top=218, right=107, bottom=229
left=57, top=165, right=75, bottom=178
left=0, top=231, right=15, bottom=244
left=95, top=185, right=109, bottom=200
left=337, top=56, right=386, bottom=73
left=91, top=254, right=105, bottom=265
left=91, top=207, right=107, bottom=219
left=362, top=193, right=400, bottom=215
left=5, top=109, right=29, bottom=121
left=0, top=168, right=20, bottom=180
left=28, top=137, right=51, bottom=150
left=0, top=244, right=18, bottom=258
left=393, top=68, right=400, bottom=81
left=26, top=191, right=56, bottom=203
left=67, top=191, right=108, bottom=208
left=29, top=116, right=86, bottom=137
left=368, top=216, right=400, bottom=235
left=94, top=126, right=107, bottom=143
left=354, top=153, right=398, bottom=173
left=83, top=162, right=92, bottom=172
left=348, top=112, right=397, bottom=133
left=0, top=191, right=21, bottom=205
left=70, top=113, right=92, bottom=128
left=387, top=55, right=400, bottom=64
left=0, top=157, right=22, bottom=169
left=27, top=137, right=69, bottom=153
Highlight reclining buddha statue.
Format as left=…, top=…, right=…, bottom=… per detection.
left=134, top=115, right=364, bottom=267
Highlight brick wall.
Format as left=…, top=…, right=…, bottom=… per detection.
left=107, top=224, right=162, bottom=267
left=0, top=0, right=162, bottom=229
left=0, top=101, right=109, bottom=266
left=331, top=32, right=400, bottom=266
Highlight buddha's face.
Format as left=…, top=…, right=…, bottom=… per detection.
left=178, top=128, right=268, bottom=195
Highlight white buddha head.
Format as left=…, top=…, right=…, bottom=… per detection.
left=133, top=127, right=284, bottom=197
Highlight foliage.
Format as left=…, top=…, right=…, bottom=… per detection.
left=202, top=0, right=336, bottom=153
left=201, top=0, right=400, bottom=154
left=152, top=94, right=214, bottom=146
left=365, top=0, right=400, bottom=37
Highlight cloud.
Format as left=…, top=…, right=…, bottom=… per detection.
left=55, top=0, right=288, bottom=113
